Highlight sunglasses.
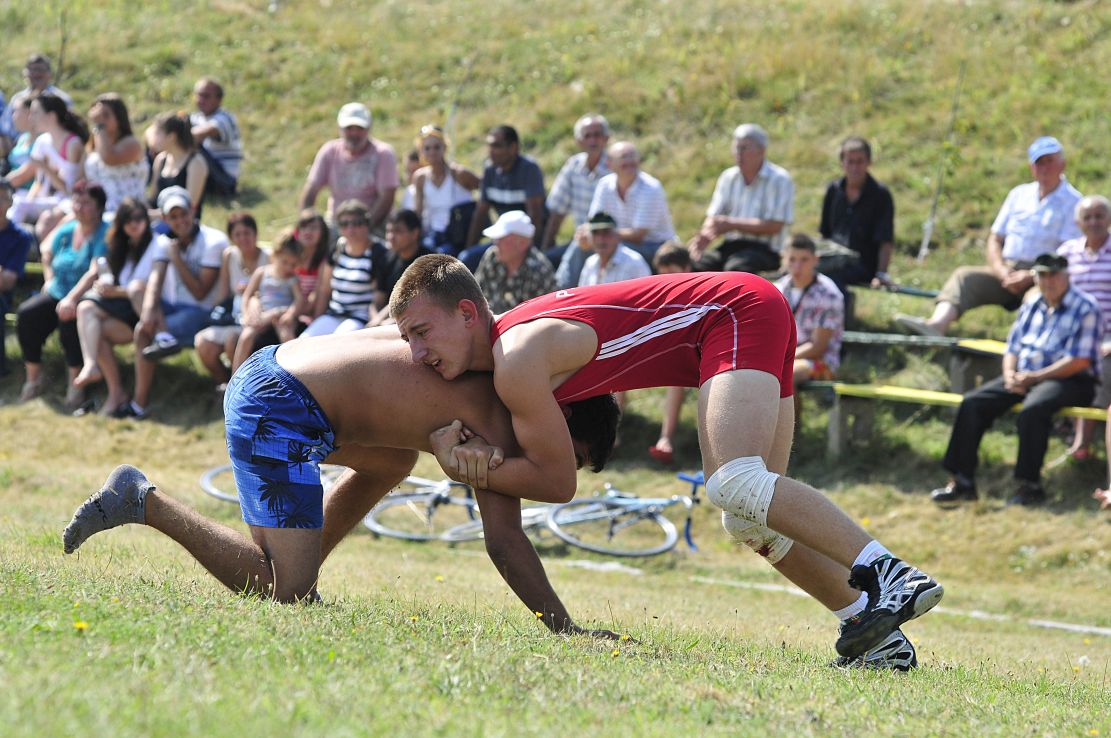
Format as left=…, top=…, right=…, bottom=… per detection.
left=126, top=214, right=148, bottom=223
left=337, top=219, right=368, bottom=228
left=420, top=124, right=444, bottom=136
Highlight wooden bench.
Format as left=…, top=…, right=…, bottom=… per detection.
left=841, top=331, right=1008, bottom=393
left=826, top=382, right=1106, bottom=458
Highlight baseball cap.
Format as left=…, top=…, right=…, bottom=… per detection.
left=1027, top=136, right=1063, bottom=164
left=337, top=102, right=371, bottom=129
left=1032, top=252, right=1068, bottom=273
left=483, top=210, right=535, bottom=240
left=157, top=185, right=191, bottom=214
left=586, top=212, right=618, bottom=231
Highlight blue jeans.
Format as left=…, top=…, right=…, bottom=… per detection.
left=162, top=301, right=211, bottom=344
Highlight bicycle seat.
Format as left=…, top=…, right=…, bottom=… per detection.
left=677, top=471, right=704, bottom=485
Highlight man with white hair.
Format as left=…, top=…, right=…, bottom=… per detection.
left=687, top=123, right=795, bottom=273
left=542, top=114, right=612, bottom=286
left=299, top=102, right=399, bottom=230
left=474, top=211, right=556, bottom=313
left=587, top=140, right=676, bottom=266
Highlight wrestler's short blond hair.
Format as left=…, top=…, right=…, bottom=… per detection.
left=389, top=254, right=491, bottom=318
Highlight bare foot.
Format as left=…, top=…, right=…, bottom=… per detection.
left=73, top=365, right=103, bottom=388
left=1093, top=489, right=1111, bottom=510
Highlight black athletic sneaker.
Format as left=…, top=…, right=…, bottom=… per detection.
left=832, top=628, right=918, bottom=671
left=142, top=336, right=182, bottom=360
left=836, top=556, right=944, bottom=658
left=930, top=478, right=977, bottom=506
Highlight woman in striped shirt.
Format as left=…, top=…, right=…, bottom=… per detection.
left=302, top=200, right=388, bottom=336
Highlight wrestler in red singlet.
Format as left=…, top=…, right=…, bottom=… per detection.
left=491, top=272, right=797, bottom=402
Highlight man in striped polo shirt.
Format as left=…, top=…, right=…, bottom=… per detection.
left=190, top=78, right=243, bottom=197
left=1057, top=195, right=1111, bottom=460
left=687, top=123, right=795, bottom=274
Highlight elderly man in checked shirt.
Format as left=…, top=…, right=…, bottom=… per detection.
left=931, top=252, right=1103, bottom=508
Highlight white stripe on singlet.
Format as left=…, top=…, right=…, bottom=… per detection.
left=520, top=300, right=740, bottom=376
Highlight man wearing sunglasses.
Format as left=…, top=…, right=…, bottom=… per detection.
left=300, top=102, right=399, bottom=232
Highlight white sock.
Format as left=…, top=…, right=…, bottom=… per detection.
left=852, top=540, right=892, bottom=569
left=833, top=592, right=868, bottom=621
left=154, top=331, right=175, bottom=343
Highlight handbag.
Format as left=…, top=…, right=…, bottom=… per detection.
left=444, top=200, right=486, bottom=252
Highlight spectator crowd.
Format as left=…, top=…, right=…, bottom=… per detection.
left=2, top=52, right=1109, bottom=510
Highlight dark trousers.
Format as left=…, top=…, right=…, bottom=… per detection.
left=942, top=374, right=1096, bottom=483
left=0, top=291, right=10, bottom=373
left=695, top=238, right=781, bottom=273
left=16, top=291, right=82, bottom=367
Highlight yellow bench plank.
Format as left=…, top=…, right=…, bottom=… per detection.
left=955, top=338, right=1007, bottom=356
left=832, top=383, right=1106, bottom=421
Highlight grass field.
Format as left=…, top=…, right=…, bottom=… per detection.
left=3, top=0, right=1111, bottom=735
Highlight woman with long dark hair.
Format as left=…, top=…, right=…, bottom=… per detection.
left=8, top=93, right=87, bottom=241
left=294, top=209, right=330, bottom=310
left=147, top=111, right=208, bottom=219
left=85, top=93, right=148, bottom=213
left=71, top=197, right=156, bottom=416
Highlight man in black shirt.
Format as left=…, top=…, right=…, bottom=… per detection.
left=819, top=137, right=895, bottom=290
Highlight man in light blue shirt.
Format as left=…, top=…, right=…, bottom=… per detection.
left=931, top=252, right=1101, bottom=507
left=898, top=136, right=1082, bottom=336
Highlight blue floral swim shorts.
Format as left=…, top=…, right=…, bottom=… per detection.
left=223, top=345, right=336, bottom=528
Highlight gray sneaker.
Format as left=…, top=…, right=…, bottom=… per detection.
left=832, top=628, right=918, bottom=671
left=894, top=313, right=943, bottom=337
left=63, top=465, right=155, bottom=554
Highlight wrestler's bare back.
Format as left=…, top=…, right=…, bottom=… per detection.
left=274, top=326, right=517, bottom=455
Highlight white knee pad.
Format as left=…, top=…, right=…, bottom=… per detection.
left=722, top=512, right=794, bottom=564
left=705, top=456, right=779, bottom=527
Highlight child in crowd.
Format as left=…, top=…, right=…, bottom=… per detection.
left=231, top=230, right=306, bottom=372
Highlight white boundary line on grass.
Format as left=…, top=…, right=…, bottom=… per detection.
left=689, top=575, right=1111, bottom=638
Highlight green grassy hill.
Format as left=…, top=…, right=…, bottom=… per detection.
left=3, top=2, right=1111, bottom=735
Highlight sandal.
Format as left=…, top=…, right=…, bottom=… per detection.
left=648, top=445, right=675, bottom=465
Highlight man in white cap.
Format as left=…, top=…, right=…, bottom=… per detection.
left=473, top=211, right=555, bottom=313
left=897, top=136, right=1083, bottom=336
left=125, top=186, right=227, bottom=419
left=299, top=102, right=398, bottom=230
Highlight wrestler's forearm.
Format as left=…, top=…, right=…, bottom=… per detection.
left=486, top=530, right=577, bottom=632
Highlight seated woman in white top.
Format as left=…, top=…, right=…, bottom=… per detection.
left=71, top=198, right=158, bottom=416
left=84, top=94, right=148, bottom=214
left=411, top=125, right=479, bottom=254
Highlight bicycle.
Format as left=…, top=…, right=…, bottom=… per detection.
left=361, top=476, right=480, bottom=542
left=544, top=471, right=704, bottom=558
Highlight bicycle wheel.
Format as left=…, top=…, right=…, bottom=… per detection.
left=546, top=499, right=678, bottom=557
left=363, top=492, right=479, bottom=541
left=200, top=463, right=350, bottom=504
left=199, top=464, right=238, bottom=503
left=440, top=504, right=554, bottom=544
